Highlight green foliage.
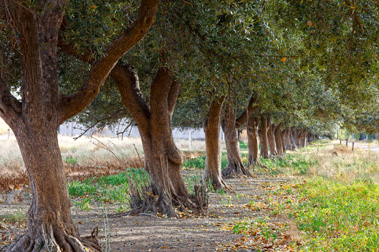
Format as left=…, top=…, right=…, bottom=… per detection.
left=68, top=168, right=150, bottom=211
left=295, top=177, right=379, bottom=251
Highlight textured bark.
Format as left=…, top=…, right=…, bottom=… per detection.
left=267, top=119, right=277, bottom=157
left=2, top=1, right=159, bottom=251
left=300, top=133, right=309, bottom=148
left=247, top=116, right=259, bottom=165
left=113, top=66, right=204, bottom=216
left=259, top=115, right=269, bottom=159
left=280, top=129, right=286, bottom=154
left=203, top=96, right=227, bottom=190
left=274, top=124, right=284, bottom=156
left=221, top=101, right=252, bottom=178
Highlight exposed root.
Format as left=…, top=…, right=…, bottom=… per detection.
left=7, top=226, right=101, bottom=252
left=124, top=183, right=208, bottom=218
left=222, top=163, right=252, bottom=179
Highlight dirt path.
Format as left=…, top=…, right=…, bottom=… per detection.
left=1, top=172, right=300, bottom=251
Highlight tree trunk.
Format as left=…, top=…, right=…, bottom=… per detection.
left=259, top=115, right=269, bottom=159
left=280, top=129, right=286, bottom=153
left=203, top=96, right=227, bottom=190
left=247, top=116, right=259, bottom=166
left=300, top=135, right=308, bottom=148
left=114, top=66, right=204, bottom=216
left=221, top=102, right=251, bottom=178
left=288, top=128, right=296, bottom=150
left=274, top=124, right=283, bottom=156
left=267, top=121, right=277, bottom=157
left=8, top=126, right=100, bottom=252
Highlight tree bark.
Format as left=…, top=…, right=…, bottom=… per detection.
left=274, top=124, right=284, bottom=156
left=203, top=96, right=227, bottom=190
left=3, top=1, right=159, bottom=250
left=280, top=129, right=286, bottom=154
left=300, top=132, right=309, bottom=148
left=259, top=115, right=269, bottom=159
left=113, top=66, right=204, bottom=216
left=267, top=118, right=277, bottom=157
left=247, top=116, right=259, bottom=165
left=8, top=127, right=100, bottom=252
left=221, top=101, right=252, bottom=178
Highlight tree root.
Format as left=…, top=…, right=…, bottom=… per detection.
left=125, top=185, right=208, bottom=218
left=7, top=226, right=101, bottom=252
left=222, top=164, right=252, bottom=179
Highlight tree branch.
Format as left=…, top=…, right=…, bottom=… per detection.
left=204, top=96, right=226, bottom=131
left=235, top=93, right=259, bottom=129
left=0, top=76, right=21, bottom=127
left=111, top=64, right=151, bottom=132
left=58, top=0, right=159, bottom=124
left=167, top=80, right=180, bottom=119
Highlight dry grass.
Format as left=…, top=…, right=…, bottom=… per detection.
left=302, top=141, right=379, bottom=183
left=0, top=135, right=207, bottom=178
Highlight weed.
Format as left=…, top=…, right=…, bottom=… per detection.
left=0, top=209, right=25, bottom=223
left=293, top=177, right=379, bottom=251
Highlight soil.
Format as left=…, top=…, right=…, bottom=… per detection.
left=0, top=167, right=303, bottom=252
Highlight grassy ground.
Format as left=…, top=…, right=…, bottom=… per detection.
left=1, top=138, right=379, bottom=251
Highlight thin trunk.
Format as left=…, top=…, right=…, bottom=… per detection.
left=300, top=135, right=308, bottom=148
left=247, top=116, right=259, bottom=165
left=259, top=115, right=269, bottom=159
left=203, top=96, right=227, bottom=190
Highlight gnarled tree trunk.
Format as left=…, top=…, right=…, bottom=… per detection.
left=247, top=116, right=259, bottom=166
left=259, top=115, right=269, bottom=159
left=280, top=129, right=286, bottom=154
left=6, top=0, right=159, bottom=250
left=221, top=96, right=257, bottom=178
left=203, top=96, right=227, bottom=190
left=114, top=66, right=204, bottom=216
left=274, top=124, right=284, bottom=156
left=267, top=119, right=277, bottom=157
left=9, top=128, right=100, bottom=252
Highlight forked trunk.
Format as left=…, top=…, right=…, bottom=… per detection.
left=8, top=127, right=100, bottom=252
left=203, top=96, right=227, bottom=190
left=221, top=102, right=251, bottom=178
left=267, top=122, right=277, bottom=157
left=259, top=115, right=269, bottom=159
left=274, top=124, right=283, bottom=156
left=247, top=116, right=259, bottom=166
left=114, top=66, right=204, bottom=216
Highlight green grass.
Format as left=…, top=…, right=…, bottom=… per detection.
left=68, top=168, right=150, bottom=211
left=258, top=154, right=319, bottom=175
left=294, top=177, right=379, bottom=251
left=182, top=153, right=228, bottom=169
left=0, top=209, right=25, bottom=223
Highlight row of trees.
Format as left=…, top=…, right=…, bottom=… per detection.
left=1, top=0, right=379, bottom=251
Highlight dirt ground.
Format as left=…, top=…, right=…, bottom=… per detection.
left=0, top=168, right=302, bottom=252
